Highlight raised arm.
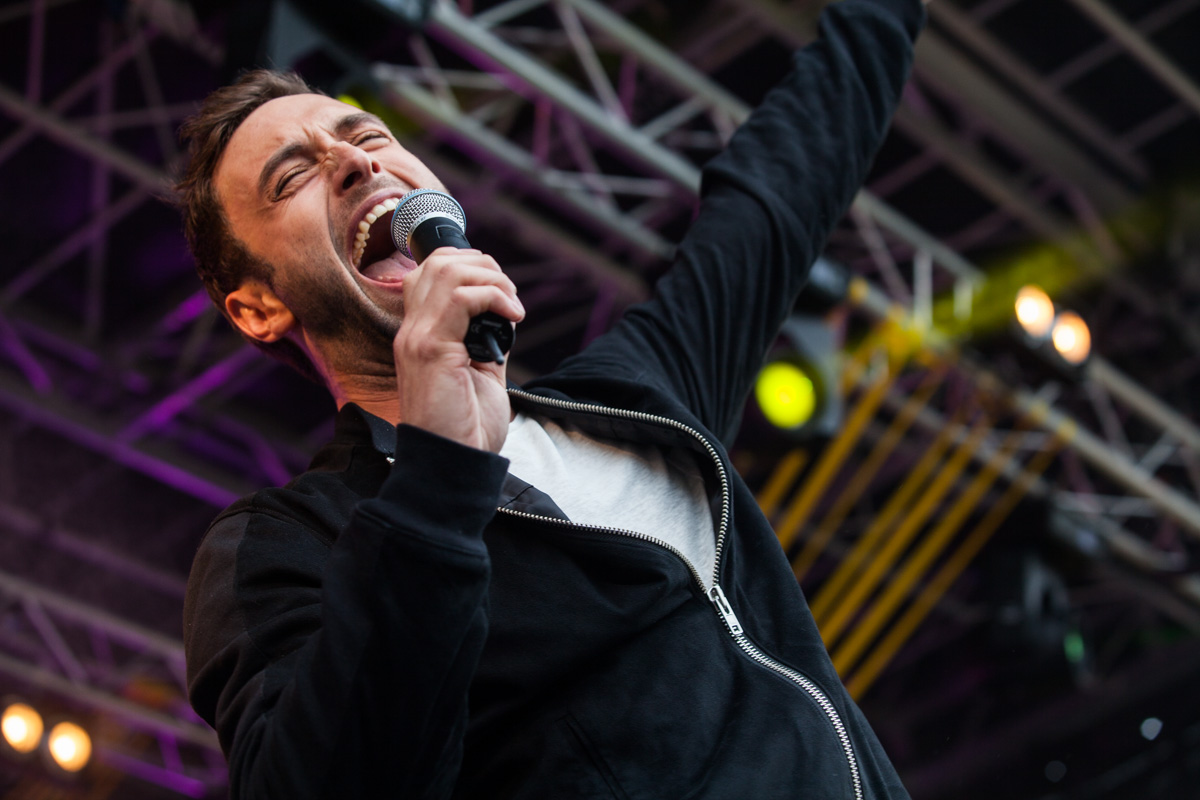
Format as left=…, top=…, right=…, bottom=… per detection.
left=551, top=0, right=925, bottom=440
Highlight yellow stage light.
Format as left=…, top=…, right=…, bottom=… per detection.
left=47, top=721, right=91, bottom=773
left=1051, top=311, right=1091, bottom=365
left=755, top=361, right=818, bottom=430
left=2, top=703, right=43, bottom=754
left=1015, top=285, right=1055, bottom=339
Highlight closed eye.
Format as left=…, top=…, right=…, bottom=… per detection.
left=274, top=166, right=307, bottom=199
left=355, top=131, right=390, bottom=146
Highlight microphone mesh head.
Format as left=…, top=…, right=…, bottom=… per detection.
left=390, top=189, right=467, bottom=260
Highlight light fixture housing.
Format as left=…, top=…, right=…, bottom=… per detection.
left=751, top=314, right=842, bottom=440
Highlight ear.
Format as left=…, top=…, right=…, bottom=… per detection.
left=225, top=280, right=296, bottom=343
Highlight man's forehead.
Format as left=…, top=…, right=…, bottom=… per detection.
left=216, top=93, right=380, bottom=196
left=231, top=93, right=368, bottom=155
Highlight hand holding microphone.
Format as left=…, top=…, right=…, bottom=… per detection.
left=389, top=189, right=520, bottom=454
left=391, top=189, right=514, bottom=364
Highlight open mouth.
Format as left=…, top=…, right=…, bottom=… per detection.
left=351, top=197, right=407, bottom=281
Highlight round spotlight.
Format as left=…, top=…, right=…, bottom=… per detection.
left=46, top=721, right=91, bottom=773
left=2, top=702, right=43, bottom=754
left=1051, top=311, right=1091, bottom=365
left=755, top=361, right=818, bottom=430
left=1015, top=285, right=1055, bottom=339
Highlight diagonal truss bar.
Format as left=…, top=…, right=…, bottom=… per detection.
left=0, top=569, right=217, bottom=752
left=376, top=71, right=677, bottom=260
left=118, top=348, right=262, bottom=443
left=0, top=80, right=170, bottom=193
left=0, top=371, right=246, bottom=507
left=413, top=0, right=984, bottom=296
left=852, top=279, right=1200, bottom=539
left=913, top=31, right=1135, bottom=214
left=0, top=26, right=159, bottom=169
left=1063, top=0, right=1200, bottom=118
left=926, top=0, right=1149, bottom=182
left=2, top=187, right=151, bottom=307
left=0, top=500, right=187, bottom=598
left=425, top=0, right=702, bottom=190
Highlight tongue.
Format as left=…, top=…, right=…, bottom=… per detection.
left=361, top=252, right=412, bottom=283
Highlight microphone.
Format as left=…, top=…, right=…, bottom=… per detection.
left=390, top=189, right=514, bottom=364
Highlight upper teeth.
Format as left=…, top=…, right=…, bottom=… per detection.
left=352, top=197, right=400, bottom=269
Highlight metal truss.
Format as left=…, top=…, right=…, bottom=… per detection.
left=378, top=0, right=1200, bottom=556
left=378, top=0, right=985, bottom=303
left=0, top=570, right=223, bottom=797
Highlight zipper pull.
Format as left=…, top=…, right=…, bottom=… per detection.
left=709, top=584, right=743, bottom=635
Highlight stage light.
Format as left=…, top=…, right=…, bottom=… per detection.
left=2, top=702, right=43, bottom=754
left=1140, top=717, right=1163, bottom=741
left=756, top=362, right=818, bottom=429
left=1051, top=311, right=1091, bottom=365
left=750, top=310, right=843, bottom=441
left=1014, top=285, right=1054, bottom=339
left=46, top=722, right=90, bottom=773
left=1062, top=630, right=1085, bottom=664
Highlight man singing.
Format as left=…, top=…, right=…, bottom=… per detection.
left=180, top=0, right=927, bottom=796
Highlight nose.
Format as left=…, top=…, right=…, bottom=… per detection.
left=325, top=141, right=379, bottom=194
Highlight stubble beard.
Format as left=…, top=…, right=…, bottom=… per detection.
left=277, top=257, right=403, bottom=380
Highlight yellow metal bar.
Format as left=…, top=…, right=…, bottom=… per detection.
left=755, top=449, right=809, bottom=520
left=846, top=435, right=1065, bottom=699
left=831, top=422, right=1028, bottom=676
left=839, top=325, right=888, bottom=395
left=776, top=359, right=896, bottom=554
left=810, top=410, right=961, bottom=627
left=792, top=366, right=948, bottom=581
left=819, top=415, right=991, bottom=649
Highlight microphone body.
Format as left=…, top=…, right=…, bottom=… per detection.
left=391, top=189, right=514, bottom=364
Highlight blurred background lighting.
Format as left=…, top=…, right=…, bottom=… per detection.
left=1015, top=285, right=1055, bottom=339
left=1, top=703, right=43, bottom=754
left=755, top=361, right=818, bottom=430
left=46, top=721, right=91, bottom=772
left=1140, top=717, right=1164, bottom=741
left=1051, top=311, right=1092, bottom=365
left=1062, top=630, right=1086, bottom=664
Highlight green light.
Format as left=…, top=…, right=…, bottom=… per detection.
left=755, top=362, right=818, bottom=429
left=1063, top=630, right=1085, bottom=664
left=337, top=94, right=363, bottom=110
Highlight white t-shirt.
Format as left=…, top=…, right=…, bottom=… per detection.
left=500, top=412, right=717, bottom=590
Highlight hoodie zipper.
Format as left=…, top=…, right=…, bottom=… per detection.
left=502, top=389, right=863, bottom=800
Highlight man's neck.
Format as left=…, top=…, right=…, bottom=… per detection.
left=303, top=330, right=404, bottom=425
left=330, top=372, right=402, bottom=425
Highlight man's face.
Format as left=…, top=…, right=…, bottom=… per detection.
left=215, top=93, right=445, bottom=365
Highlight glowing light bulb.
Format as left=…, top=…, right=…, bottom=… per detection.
left=1015, top=286, right=1055, bottom=339
left=1, top=703, right=43, bottom=754
left=755, top=362, right=818, bottom=429
left=47, top=722, right=91, bottom=772
left=1051, top=311, right=1091, bottom=365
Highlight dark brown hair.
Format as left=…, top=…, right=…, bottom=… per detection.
left=174, top=69, right=323, bottom=382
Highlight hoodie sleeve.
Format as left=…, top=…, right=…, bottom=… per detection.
left=183, top=424, right=508, bottom=799
left=553, top=0, right=925, bottom=441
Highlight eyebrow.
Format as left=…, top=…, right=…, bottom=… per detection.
left=256, top=111, right=390, bottom=199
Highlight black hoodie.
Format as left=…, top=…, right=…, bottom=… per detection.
left=184, top=1, right=926, bottom=796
